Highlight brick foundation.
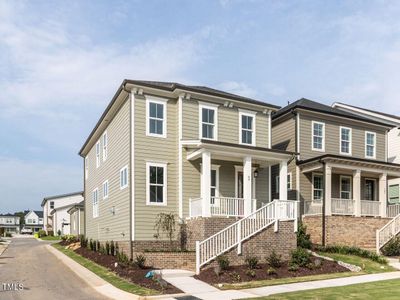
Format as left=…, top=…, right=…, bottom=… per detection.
left=302, top=215, right=391, bottom=251
left=137, top=251, right=196, bottom=271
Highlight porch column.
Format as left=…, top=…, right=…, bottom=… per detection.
left=201, top=151, right=211, bottom=217
left=279, top=161, right=288, bottom=200
left=379, top=173, right=387, bottom=218
left=243, top=156, right=253, bottom=216
left=324, top=164, right=332, bottom=216
left=353, top=170, right=361, bottom=217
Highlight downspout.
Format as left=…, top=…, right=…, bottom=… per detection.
left=321, top=159, right=326, bottom=247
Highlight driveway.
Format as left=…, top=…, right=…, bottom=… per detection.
left=0, top=237, right=109, bottom=300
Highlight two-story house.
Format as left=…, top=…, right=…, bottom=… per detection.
left=68, top=201, right=84, bottom=236
left=271, top=98, right=400, bottom=251
left=23, top=210, right=44, bottom=233
left=0, top=214, right=20, bottom=235
left=79, top=80, right=298, bottom=273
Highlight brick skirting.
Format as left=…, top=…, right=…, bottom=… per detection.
left=137, top=251, right=196, bottom=271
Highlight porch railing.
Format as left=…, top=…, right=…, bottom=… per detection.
left=377, top=213, right=400, bottom=253
left=361, top=200, right=380, bottom=217
left=331, top=198, right=354, bottom=215
left=189, top=198, right=202, bottom=218
left=304, top=201, right=322, bottom=215
left=387, top=204, right=400, bottom=218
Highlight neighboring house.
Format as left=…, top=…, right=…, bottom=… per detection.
left=68, top=201, right=84, bottom=235
left=41, top=192, right=83, bottom=235
left=271, top=98, right=400, bottom=251
left=23, top=210, right=44, bottom=233
left=0, top=214, right=20, bottom=234
left=332, top=102, right=400, bottom=206
left=79, top=80, right=298, bottom=272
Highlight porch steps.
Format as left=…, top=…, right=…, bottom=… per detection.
left=377, top=213, right=400, bottom=253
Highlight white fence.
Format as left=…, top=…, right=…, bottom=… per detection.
left=361, top=200, right=380, bottom=217
left=331, top=198, right=354, bottom=215
left=387, top=204, right=400, bottom=218
left=377, top=213, right=400, bottom=253
left=190, top=197, right=260, bottom=218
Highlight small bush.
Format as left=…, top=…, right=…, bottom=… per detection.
left=105, top=241, right=110, bottom=255
left=117, top=251, right=129, bottom=265
left=57, top=229, right=62, bottom=236
left=38, top=230, right=47, bottom=238
left=290, top=248, right=311, bottom=267
left=47, top=230, right=54, bottom=237
left=267, top=267, right=277, bottom=275
left=110, top=241, right=115, bottom=256
left=115, top=242, right=120, bottom=255
left=245, top=256, right=259, bottom=269
left=288, top=264, right=299, bottom=272
left=297, top=222, right=312, bottom=249
left=230, top=271, right=241, bottom=281
left=134, top=254, right=146, bottom=269
left=245, top=269, right=256, bottom=277
left=381, top=237, right=400, bottom=256
left=266, top=251, right=282, bottom=268
left=96, top=240, right=101, bottom=252
left=216, top=255, right=230, bottom=270
left=315, top=245, right=387, bottom=264
left=89, top=239, right=93, bottom=251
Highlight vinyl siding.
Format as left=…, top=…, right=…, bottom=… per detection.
left=388, top=127, right=400, bottom=163
left=272, top=116, right=296, bottom=152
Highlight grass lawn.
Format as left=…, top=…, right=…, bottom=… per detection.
left=40, top=235, right=61, bottom=241
left=52, top=243, right=158, bottom=296
left=255, top=278, right=400, bottom=299
left=220, top=252, right=394, bottom=290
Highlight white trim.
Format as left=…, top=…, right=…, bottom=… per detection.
left=146, top=96, right=168, bottom=138
left=268, top=111, right=272, bottom=148
left=296, top=165, right=300, bottom=201
left=146, top=162, right=168, bottom=206
left=268, top=165, right=272, bottom=202
left=339, top=175, right=352, bottom=199
left=234, top=165, right=256, bottom=198
left=199, top=103, right=218, bottom=140
left=311, top=121, right=325, bottom=152
left=85, top=156, right=88, bottom=180
left=312, top=172, right=324, bottom=202
left=102, top=131, right=108, bottom=162
left=92, top=188, right=99, bottom=218
left=296, top=113, right=301, bottom=159
left=130, top=91, right=135, bottom=241
left=210, top=165, right=220, bottom=199
left=120, top=165, right=128, bottom=190
left=339, top=126, right=352, bottom=155
left=178, top=95, right=183, bottom=218
left=95, top=140, right=101, bottom=168
left=365, top=131, right=377, bottom=159
left=102, top=180, right=109, bottom=199
left=239, top=110, right=256, bottom=146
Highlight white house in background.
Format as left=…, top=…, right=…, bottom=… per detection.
left=332, top=102, right=400, bottom=204
left=41, top=191, right=83, bottom=235
left=67, top=201, right=84, bottom=236
left=0, top=214, right=20, bottom=234
left=23, top=210, right=44, bottom=233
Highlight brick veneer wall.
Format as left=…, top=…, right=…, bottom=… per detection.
left=138, top=251, right=196, bottom=271
left=302, top=215, right=391, bottom=251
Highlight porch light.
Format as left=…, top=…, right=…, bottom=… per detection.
left=254, top=170, right=259, bottom=178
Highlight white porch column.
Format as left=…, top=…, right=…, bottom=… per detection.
left=279, top=161, right=288, bottom=200
left=379, top=173, right=387, bottom=218
left=201, top=151, right=211, bottom=217
left=243, top=156, right=253, bottom=216
left=324, top=164, right=332, bottom=216
left=353, top=170, right=361, bottom=217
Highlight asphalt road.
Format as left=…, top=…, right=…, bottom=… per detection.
left=0, top=237, right=109, bottom=300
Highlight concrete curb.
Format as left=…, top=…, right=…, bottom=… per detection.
left=45, top=244, right=186, bottom=300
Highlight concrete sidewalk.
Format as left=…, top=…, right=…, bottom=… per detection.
left=0, top=237, right=11, bottom=256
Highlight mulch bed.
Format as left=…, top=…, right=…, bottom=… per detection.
left=74, top=246, right=181, bottom=294
left=195, top=257, right=349, bottom=285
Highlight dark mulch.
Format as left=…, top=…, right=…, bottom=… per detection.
left=75, top=247, right=181, bottom=294
left=195, top=257, right=348, bottom=285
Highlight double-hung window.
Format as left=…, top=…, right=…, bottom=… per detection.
left=312, top=174, right=323, bottom=202
left=146, top=97, right=167, bottom=138
left=365, top=131, right=376, bottom=158
left=96, top=141, right=101, bottom=168
left=146, top=162, right=167, bottom=205
left=102, top=131, right=108, bottom=161
left=120, top=166, right=128, bottom=189
left=389, top=184, right=400, bottom=203
left=340, top=127, right=352, bottom=155
left=210, top=166, right=220, bottom=204
left=239, top=110, right=256, bottom=145
left=275, top=173, right=292, bottom=192
left=340, top=176, right=352, bottom=199
left=92, top=188, right=99, bottom=218
left=199, top=103, right=218, bottom=140
left=312, top=121, right=325, bottom=151
left=103, top=180, right=109, bottom=199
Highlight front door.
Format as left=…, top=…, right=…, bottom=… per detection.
left=365, top=179, right=376, bottom=200
left=237, top=171, right=244, bottom=198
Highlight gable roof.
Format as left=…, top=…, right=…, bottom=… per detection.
left=0, top=213, right=18, bottom=217
left=272, top=98, right=394, bottom=128
left=41, top=191, right=83, bottom=207
left=333, top=102, right=400, bottom=123
left=24, top=210, right=42, bottom=218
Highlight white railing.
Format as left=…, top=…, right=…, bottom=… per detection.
left=210, top=197, right=245, bottom=217
left=331, top=198, right=354, bottom=215
left=189, top=198, right=202, bottom=218
left=304, top=201, right=322, bottom=215
left=195, top=200, right=298, bottom=274
left=361, top=200, right=381, bottom=217
left=387, top=204, right=400, bottom=218
left=377, top=213, right=400, bottom=253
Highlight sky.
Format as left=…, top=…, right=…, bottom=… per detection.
left=1, top=0, right=400, bottom=213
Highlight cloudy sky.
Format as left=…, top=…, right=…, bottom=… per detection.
left=1, top=0, right=400, bottom=212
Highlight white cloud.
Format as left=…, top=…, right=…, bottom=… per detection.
left=217, top=81, right=258, bottom=98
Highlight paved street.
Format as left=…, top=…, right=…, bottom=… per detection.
left=0, top=237, right=109, bottom=300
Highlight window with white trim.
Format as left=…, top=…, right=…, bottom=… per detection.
left=102, top=131, right=108, bottom=161
left=312, top=121, right=325, bottom=151
left=120, top=166, right=128, bottom=189
left=340, top=127, right=352, bottom=155
left=200, top=104, right=217, bottom=140
left=312, top=174, right=323, bottom=202
left=389, top=184, right=399, bottom=203
left=239, top=111, right=255, bottom=145
left=146, top=98, right=167, bottom=138
left=340, top=176, right=352, bottom=199
left=146, top=162, right=167, bottom=205
left=210, top=166, right=220, bottom=204
left=92, top=188, right=99, bottom=218
left=365, top=131, right=376, bottom=158
left=103, top=180, right=109, bottom=199
left=287, top=173, right=292, bottom=190
left=96, top=141, right=101, bottom=168
left=85, top=156, right=89, bottom=180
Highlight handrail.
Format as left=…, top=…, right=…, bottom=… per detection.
left=377, top=213, right=400, bottom=253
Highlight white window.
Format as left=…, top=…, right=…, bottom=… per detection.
left=312, top=173, right=323, bottom=202
left=365, top=131, right=376, bottom=158
left=92, top=188, right=99, bottom=218
left=96, top=141, right=101, bottom=168
left=120, top=166, right=128, bottom=189
left=210, top=166, right=220, bottom=204
left=102, top=131, right=108, bottom=161
left=85, top=156, right=89, bottom=180
left=340, top=127, right=352, bottom=155
left=312, top=121, right=325, bottom=151
left=146, top=97, right=167, bottom=138
left=287, top=173, right=292, bottom=190
left=146, top=162, right=167, bottom=205
left=389, top=184, right=400, bottom=203
left=340, top=176, right=352, bottom=199
left=239, top=110, right=256, bottom=145
left=50, top=201, right=54, bottom=209
left=103, top=180, right=109, bottom=199
left=199, top=103, right=218, bottom=140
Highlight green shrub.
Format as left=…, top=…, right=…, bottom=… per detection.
left=230, top=271, right=241, bottom=281
left=297, top=222, right=312, bottom=249
left=315, top=245, right=387, bottom=264
left=117, top=251, right=129, bottom=265
left=115, top=242, right=120, bottom=256
left=245, top=269, right=256, bottom=277
left=290, top=248, right=311, bottom=267
left=57, top=229, right=62, bottom=236
left=381, top=237, right=400, bottom=256
left=105, top=241, right=110, bottom=255
left=266, top=251, right=282, bottom=268
left=38, top=230, right=47, bottom=238
left=216, top=255, right=230, bottom=270
left=89, top=239, right=93, bottom=250
left=134, top=254, right=146, bottom=269
left=267, top=267, right=277, bottom=275
left=96, top=240, right=101, bottom=252
left=288, top=264, right=299, bottom=272
left=245, top=256, right=259, bottom=269
left=47, top=230, right=54, bottom=237
left=110, top=240, right=115, bottom=256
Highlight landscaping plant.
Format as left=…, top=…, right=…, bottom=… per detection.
left=110, top=240, right=115, bottom=256
left=38, top=229, right=47, bottom=238
left=315, top=245, right=387, bottom=264
left=297, top=222, right=312, bottom=249
left=245, top=269, right=256, bottom=277
left=381, top=237, right=400, bottom=256
left=154, top=213, right=176, bottom=248
left=290, top=248, right=311, bottom=267
left=266, top=251, right=282, bottom=268
left=245, top=256, right=259, bottom=269
left=216, top=255, right=230, bottom=270
left=134, top=254, right=146, bottom=269
left=267, top=267, right=277, bottom=275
